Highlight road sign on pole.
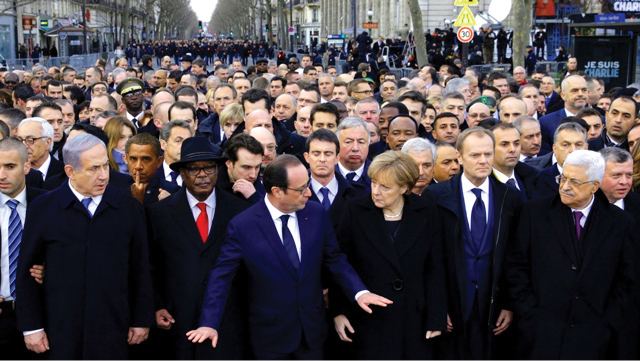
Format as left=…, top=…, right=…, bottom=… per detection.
left=453, top=0, right=479, bottom=6
left=457, top=26, right=474, bottom=43
left=453, top=5, right=477, bottom=27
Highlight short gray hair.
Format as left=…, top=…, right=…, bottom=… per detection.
left=31, top=65, right=46, bottom=74
left=354, top=98, right=380, bottom=113
left=18, top=117, right=54, bottom=152
left=275, top=93, right=297, bottom=108
left=336, top=117, right=370, bottom=143
left=563, top=150, right=605, bottom=182
left=0, top=137, right=28, bottom=163
left=442, top=91, right=465, bottom=106
left=160, top=120, right=192, bottom=141
left=401, top=138, right=437, bottom=162
left=63, top=133, right=106, bottom=169
left=111, top=67, right=126, bottom=78
left=445, top=78, right=470, bottom=94
left=599, top=147, right=632, bottom=165
left=512, top=115, right=539, bottom=134
left=53, top=98, right=74, bottom=109
left=553, top=122, right=587, bottom=145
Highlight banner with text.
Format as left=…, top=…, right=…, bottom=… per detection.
left=574, top=36, right=633, bottom=89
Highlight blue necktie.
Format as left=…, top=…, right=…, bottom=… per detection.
left=280, top=215, right=299, bottom=271
left=470, top=189, right=486, bottom=249
left=320, top=187, right=331, bottom=211
left=506, top=178, right=518, bottom=190
left=346, top=172, right=356, bottom=181
left=7, top=199, right=22, bottom=299
left=81, top=197, right=93, bottom=217
left=169, top=171, right=179, bottom=186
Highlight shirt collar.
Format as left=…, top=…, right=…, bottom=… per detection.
left=163, top=161, right=173, bottom=177
left=186, top=188, right=216, bottom=210
left=337, top=162, right=364, bottom=179
left=460, top=173, right=490, bottom=195
left=613, top=198, right=625, bottom=210
left=35, top=154, right=51, bottom=179
left=310, top=175, right=338, bottom=196
left=492, top=167, right=515, bottom=182
left=126, top=111, right=145, bottom=123
left=265, top=195, right=296, bottom=222
left=0, top=186, right=27, bottom=207
left=571, top=194, right=595, bottom=217
left=68, top=180, right=103, bottom=206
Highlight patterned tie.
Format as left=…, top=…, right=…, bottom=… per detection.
left=574, top=211, right=584, bottom=239
left=470, top=189, right=486, bottom=249
left=280, top=215, right=300, bottom=271
left=346, top=172, right=356, bottom=181
left=320, top=187, right=331, bottom=211
left=169, top=171, right=179, bottom=186
left=196, top=203, right=208, bottom=243
left=7, top=199, right=22, bottom=299
left=81, top=197, right=93, bottom=217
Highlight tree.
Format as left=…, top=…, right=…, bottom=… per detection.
left=408, top=0, right=428, bottom=66
left=511, top=0, right=534, bottom=69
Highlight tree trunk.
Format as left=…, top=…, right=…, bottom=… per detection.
left=408, top=0, right=428, bottom=66
left=512, top=0, right=534, bottom=69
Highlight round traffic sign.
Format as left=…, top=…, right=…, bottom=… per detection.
left=457, top=26, right=474, bottom=43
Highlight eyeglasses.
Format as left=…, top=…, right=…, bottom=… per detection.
left=285, top=180, right=311, bottom=195
left=353, top=90, right=374, bottom=95
left=17, top=136, right=45, bottom=145
left=185, top=165, right=217, bottom=176
left=555, top=175, right=595, bottom=188
left=124, top=90, right=143, bottom=98
left=5, top=81, right=16, bottom=85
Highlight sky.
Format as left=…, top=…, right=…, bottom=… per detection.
left=191, top=0, right=217, bottom=22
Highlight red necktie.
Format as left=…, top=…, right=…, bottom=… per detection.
left=196, top=203, right=208, bottom=243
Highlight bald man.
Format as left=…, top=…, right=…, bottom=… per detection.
left=248, top=127, right=278, bottom=168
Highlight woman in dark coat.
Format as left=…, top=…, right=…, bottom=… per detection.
left=332, top=151, right=447, bottom=359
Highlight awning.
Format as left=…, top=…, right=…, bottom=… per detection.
left=570, top=21, right=640, bottom=32
left=45, top=25, right=95, bottom=37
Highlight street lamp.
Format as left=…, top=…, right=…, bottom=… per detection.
left=367, top=9, right=373, bottom=22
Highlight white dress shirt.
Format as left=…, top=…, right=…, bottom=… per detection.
left=163, top=161, right=183, bottom=186
left=613, top=198, right=625, bottom=210
left=492, top=168, right=520, bottom=190
left=34, top=154, right=51, bottom=180
left=460, top=173, right=490, bottom=228
left=68, top=181, right=102, bottom=216
left=186, top=189, right=216, bottom=234
left=571, top=195, right=595, bottom=228
left=0, top=188, right=27, bottom=300
left=337, top=162, right=365, bottom=182
left=264, top=196, right=301, bottom=260
left=126, top=110, right=145, bottom=128
left=310, top=176, right=338, bottom=204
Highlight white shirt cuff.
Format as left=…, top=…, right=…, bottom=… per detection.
left=23, top=329, right=44, bottom=336
left=354, top=290, right=370, bottom=301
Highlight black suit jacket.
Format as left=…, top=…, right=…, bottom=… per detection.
left=43, top=170, right=134, bottom=194
left=137, top=121, right=160, bottom=138
left=532, top=163, right=560, bottom=199
left=335, top=159, right=372, bottom=191
left=307, top=172, right=367, bottom=230
left=490, top=162, right=538, bottom=201
left=139, top=176, right=180, bottom=207
left=147, top=188, right=250, bottom=359
left=424, top=174, right=522, bottom=358
left=216, top=163, right=266, bottom=204
left=25, top=169, right=44, bottom=188
left=524, top=151, right=553, bottom=172
left=333, top=193, right=447, bottom=359
left=588, top=131, right=630, bottom=152
left=506, top=192, right=635, bottom=359
left=44, top=156, right=65, bottom=180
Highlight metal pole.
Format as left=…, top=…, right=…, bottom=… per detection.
left=289, top=0, right=293, bottom=52
left=461, top=42, right=468, bottom=74
left=82, top=0, right=87, bottom=54
left=352, top=0, right=356, bottom=40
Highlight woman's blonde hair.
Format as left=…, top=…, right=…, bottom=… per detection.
left=367, top=151, right=419, bottom=195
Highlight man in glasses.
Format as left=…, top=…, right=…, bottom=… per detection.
left=116, top=77, right=146, bottom=128
left=16, top=117, right=64, bottom=181
left=147, top=136, right=251, bottom=359
left=288, top=56, right=300, bottom=72
left=4, top=72, right=18, bottom=92
left=218, top=133, right=266, bottom=204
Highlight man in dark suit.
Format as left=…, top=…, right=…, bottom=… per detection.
left=540, top=76, right=562, bottom=111
left=588, top=96, right=637, bottom=152
left=538, top=75, right=588, bottom=150
left=532, top=123, right=588, bottom=199
left=218, top=133, right=266, bottom=204
left=490, top=123, right=537, bottom=200
left=186, top=155, right=392, bottom=359
left=0, top=138, right=45, bottom=359
left=304, top=129, right=366, bottom=230
left=507, top=150, right=635, bottom=359
left=424, top=127, right=522, bottom=359
left=513, top=115, right=549, bottom=164
left=155, top=120, right=193, bottom=187
left=148, top=137, right=251, bottom=359
left=401, top=137, right=436, bottom=195
left=16, top=118, right=65, bottom=181
left=124, top=133, right=180, bottom=206
left=335, top=117, right=372, bottom=191
left=17, top=134, right=154, bottom=359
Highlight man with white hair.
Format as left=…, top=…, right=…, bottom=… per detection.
left=445, top=78, right=472, bottom=104
left=507, top=149, right=635, bottom=359
left=16, top=118, right=64, bottom=180
left=401, top=137, right=436, bottom=194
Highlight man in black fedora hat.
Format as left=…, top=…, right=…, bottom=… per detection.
left=180, top=53, right=194, bottom=74
left=147, top=136, right=251, bottom=359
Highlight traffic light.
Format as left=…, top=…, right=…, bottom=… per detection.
left=198, top=21, right=202, bottom=29
left=265, top=24, right=269, bottom=32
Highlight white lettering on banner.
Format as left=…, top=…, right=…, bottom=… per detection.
left=584, top=61, right=620, bottom=79
left=614, top=1, right=640, bottom=12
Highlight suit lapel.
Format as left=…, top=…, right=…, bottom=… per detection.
left=580, top=195, right=612, bottom=272
left=256, top=201, right=298, bottom=279
left=547, top=196, right=579, bottom=266
left=169, top=189, right=206, bottom=251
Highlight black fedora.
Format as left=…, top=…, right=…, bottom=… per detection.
left=170, top=137, right=227, bottom=171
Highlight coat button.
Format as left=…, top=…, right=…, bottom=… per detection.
left=571, top=264, right=577, bottom=270
left=393, top=279, right=404, bottom=291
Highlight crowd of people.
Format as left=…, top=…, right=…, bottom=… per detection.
left=0, top=42, right=638, bottom=361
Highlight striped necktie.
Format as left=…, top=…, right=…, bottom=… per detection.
left=7, top=199, right=22, bottom=299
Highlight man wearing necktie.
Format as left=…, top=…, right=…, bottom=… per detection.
left=187, top=155, right=391, bottom=359
left=490, top=123, right=538, bottom=201
left=304, top=129, right=367, bottom=230
left=335, top=118, right=372, bottom=191
left=156, top=120, right=194, bottom=187
left=116, top=77, right=146, bottom=129
left=17, top=134, right=154, bottom=359
left=507, top=150, right=635, bottom=359
left=424, top=128, right=523, bottom=359
left=147, top=136, right=251, bottom=359
left=0, top=138, right=45, bottom=359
